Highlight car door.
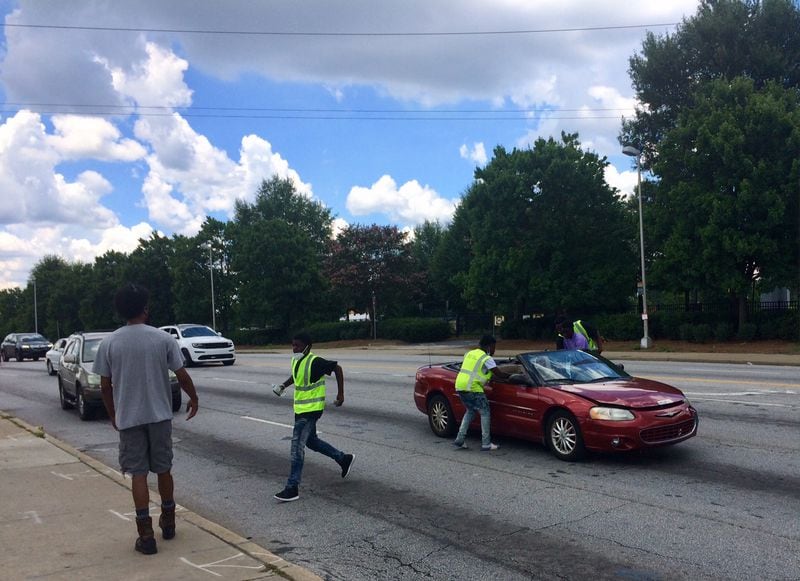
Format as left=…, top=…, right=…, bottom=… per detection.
left=60, top=338, right=80, bottom=397
left=487, top=377, right=542, bottom=439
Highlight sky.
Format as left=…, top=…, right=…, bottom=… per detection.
left=0, top=0, right=700, bottom=289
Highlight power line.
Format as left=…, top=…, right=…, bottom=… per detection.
left=3, top=21, right=680, bottom=37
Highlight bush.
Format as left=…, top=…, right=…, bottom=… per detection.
left=305, top=321, right=370, bottom=343
left=737, top=322, right=758, bottom=341
left=229, top=328, right=287, bottom=346
left=678, top=323, right=693, bottom=342
left=594, top=313, right=641, bottom=341
left=691, top=323, right=713, bottom=343
left=713, top=322, right=733, bottom=342
left=500, top=317, right=554, bottom=340
left=378, top=318, right=450, bottom=343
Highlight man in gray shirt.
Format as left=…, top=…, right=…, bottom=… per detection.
left=93, top=283, right=199, bottom=555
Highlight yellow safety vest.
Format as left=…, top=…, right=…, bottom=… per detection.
left=292, top=353, right=326, bottom=414
left=573, top=320, right=598, bottom=351
left=455, top=348, right=492, bottom=393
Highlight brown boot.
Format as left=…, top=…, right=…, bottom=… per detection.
left=159, top=504, right=176, bottom=540
left=135, top=516, right=158, bottom=554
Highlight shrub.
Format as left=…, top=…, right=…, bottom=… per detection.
left=713, top=322, right=733, bottom=342
left=736, top=322, right=758, bottom=341
left=229, top=328, right=287, bottom=346
left=594, top=313, right=641, bottom=341
left=305, top=321, right=370, bottom=343
left=378, top=318, right=450, bottom=343
left=678, top=323, right=693, bottom=342
left=691, top=323, right=713, bottom=343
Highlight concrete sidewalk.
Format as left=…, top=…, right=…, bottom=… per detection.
left=0, top=412, right=321, bottom=581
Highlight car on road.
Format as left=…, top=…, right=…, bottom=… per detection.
left=414, top=349, right=698, bottom=461
left=58, top=331, right=182, bottom=420
left=159, top=324, right=236, bottom=367
left=1, top=333, right=52, bottom=362
left=45, top=337, right=70, bottom=375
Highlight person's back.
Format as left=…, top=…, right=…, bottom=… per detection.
left=100, top=324, right=181, bottom=430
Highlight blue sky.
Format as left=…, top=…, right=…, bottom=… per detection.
left=0, top=0, right=700, bottom=288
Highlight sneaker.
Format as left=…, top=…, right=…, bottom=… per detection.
left=274, top=486, right=299, bottom=502
left=481, top=443, right=500, bottom=451
left=340, top=454, right=355, bottom=478
left=452, top=441, right=468, bottom=450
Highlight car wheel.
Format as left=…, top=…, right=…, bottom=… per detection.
left=76, top=386, right=94, bottom=421
left=427, top=394, right=457, bottom=438
left=1, top=350, right=7, bottom=362
left=172, top=390, right=182, bottom=413
left=58, top=377, right=73, bottom=410
left=33, top=356, right=39, bottom=361
left=222, top=360, right=234, bottom=366
left=16, top=351, right=23, bottom=362
left=181, top=348, right=195, bottom=368
left=47, top=360, right=55, bottom=376
left=546, top=410, right=585, bottom=462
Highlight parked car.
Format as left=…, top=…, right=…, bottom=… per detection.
left=1, top=333, right=52, bottom=362
left=159, top=324, right=235, bottom=367
left=58, top=331, right=182, bottom=420
left=414, top=349, right=698, bottom=461
left=45, top=337, right=70, bottom=375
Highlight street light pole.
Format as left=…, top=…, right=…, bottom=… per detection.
left=32, top=275, right=38, bottom=334
left=622, top=146, right=652, bottom=349
left=203, top=243, right=216, bottom=331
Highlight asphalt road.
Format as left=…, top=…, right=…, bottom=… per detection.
left=1, top=352, right=798, bottom=580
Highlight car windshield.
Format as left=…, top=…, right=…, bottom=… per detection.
left=181, top=326, right=217, bottom=338
left=82, top=338, right=104, bottom=363
left=520, top=350, right=628, bottom=384
left=22, top=335, right=47, bottom=342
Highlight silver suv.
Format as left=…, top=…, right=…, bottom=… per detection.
left=57, top=331, right=182, bottom=420
left=159, top=324, right=236, bottom=367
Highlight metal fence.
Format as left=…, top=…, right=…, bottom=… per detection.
left=648, top=300, right=797, bottom=314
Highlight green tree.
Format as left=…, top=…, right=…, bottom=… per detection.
left=457, top=135, right=636, bottom=318
left=122, top=233, right=176, bottom=326
left=652, top=78, right=800, bottom=328
left=326, top=224, right=423, bottom=322
left=30, top=256, right=90, bottom=339
left=80, top=250, right=129, bottom=330
left=410, top=221, right=448, bottom=313
left=622, top=0, right=800, bottom=161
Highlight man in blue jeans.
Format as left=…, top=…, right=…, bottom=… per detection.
left=272, top=332, right=354, bottom=502
left=452, top=335, right=510, bottom=451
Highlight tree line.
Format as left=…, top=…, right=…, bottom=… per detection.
left=1, top=0, right=798, bottom=342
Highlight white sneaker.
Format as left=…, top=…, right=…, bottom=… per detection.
left=481, top=443, right=499, bottom=451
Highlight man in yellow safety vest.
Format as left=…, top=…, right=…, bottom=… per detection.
left=272, top=332, right=354, bottom=502
left=452, top=335, right=510, bottom=451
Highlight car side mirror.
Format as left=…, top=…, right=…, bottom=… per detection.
left=63, top=353, right=77, bottom=364
left=217, top=331, right=222, bottom=336
left=508, top=373, right=533, bottom=386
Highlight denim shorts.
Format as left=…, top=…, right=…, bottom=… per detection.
left=118, top=420, right=173, bottom=476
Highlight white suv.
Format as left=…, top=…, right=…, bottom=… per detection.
left=159, top=324, right=236, bottom=367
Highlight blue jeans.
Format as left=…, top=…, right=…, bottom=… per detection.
left=287, top=414, right=344, bottom=488
left=454, top=391, right=492, bottom=448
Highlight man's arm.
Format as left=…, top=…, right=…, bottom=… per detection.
left=175, top=368, right=199, bottom=420
left=333, top=364, right=344, bottom=406
left=100, top=376, right=116, bottom=430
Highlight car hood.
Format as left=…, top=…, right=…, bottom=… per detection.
left=557, top=378, right=686, bottom=409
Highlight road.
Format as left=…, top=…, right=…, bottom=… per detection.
left=1, top=351, right=798, bottom=580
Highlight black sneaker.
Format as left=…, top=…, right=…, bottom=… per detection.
left=339, top=453, right=355, bottom=478
left=274, top=486, right=299, bottom=502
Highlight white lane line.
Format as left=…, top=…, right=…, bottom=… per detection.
left=241, top=416, right=294, bottom=429
left=209, top=377, right=259, bottom=384
left=648, top=375, right=800, bottom=388
left=685, top=390, right=796, bottom=396
left=690, top=397, right=793, bottom=408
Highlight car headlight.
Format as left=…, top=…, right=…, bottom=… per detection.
left=589, top=407, right=635, bottom=421
left=22, top=345, right=30, bottom=349
left=191, top=342, right=204, bottom=348
left=86, top=372, right=101, bottom=387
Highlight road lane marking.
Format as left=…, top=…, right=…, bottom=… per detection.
left=208, top=377, right=259, bottom=384
left=647, top=375, right=800, bottom=389
left=684, top=390, right=796, bottom=396
left=241, top=416, right=294, bottom=430
left=689, top=397, right=793, bottom=408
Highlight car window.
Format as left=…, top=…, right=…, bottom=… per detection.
left=521, top=351, right=627, bottom=384
left=22, top=335, right=47, bottom=343
left=63, top=340, right=78, bottom=358
left=82, top=338, right=104, bottom=363
left=181, top=326, right=217, bottom=338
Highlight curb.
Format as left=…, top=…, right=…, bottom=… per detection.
left=0, top=411, right=322, bottom=581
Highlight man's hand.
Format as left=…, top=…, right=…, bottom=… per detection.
left=185, top=398, right=199, bottom=420
left=334, top=396, right=344, bottom=407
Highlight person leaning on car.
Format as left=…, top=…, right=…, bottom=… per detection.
left=452, top=334, right=510, bottom=451
left=93, top=283, right=199, bottom=556
left=554, top=316, right=604, bottom=354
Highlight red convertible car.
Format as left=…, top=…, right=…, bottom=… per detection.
left=414, top=350, right=698, bottom=461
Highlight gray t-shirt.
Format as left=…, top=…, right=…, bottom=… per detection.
left=93, top=324, right=184, bottom=430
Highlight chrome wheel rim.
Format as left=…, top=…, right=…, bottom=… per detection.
left=431, top=400, right=449, bottom=433
left=77, top=391, right=85, bottom=415
left=551, top=417, right=577, bottom=455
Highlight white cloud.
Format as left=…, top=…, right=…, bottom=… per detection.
left=48, top=115, right=147, bottom=161
left=604, top=164, right=639, bottom=199
left=346, top=175, right=458, bottom=225
left=459, top=142, right=488, bottom=166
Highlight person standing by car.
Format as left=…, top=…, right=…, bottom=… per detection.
left=272, top=331, right=354, bottom=502
left=554, top=316, right=604, bottom=354
left=452, top=334, right=510, bottom=451
left=93, top=283, right=199, bottom=555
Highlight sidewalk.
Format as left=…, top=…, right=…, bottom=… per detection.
left=0, top=411, right=321, bottom=581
